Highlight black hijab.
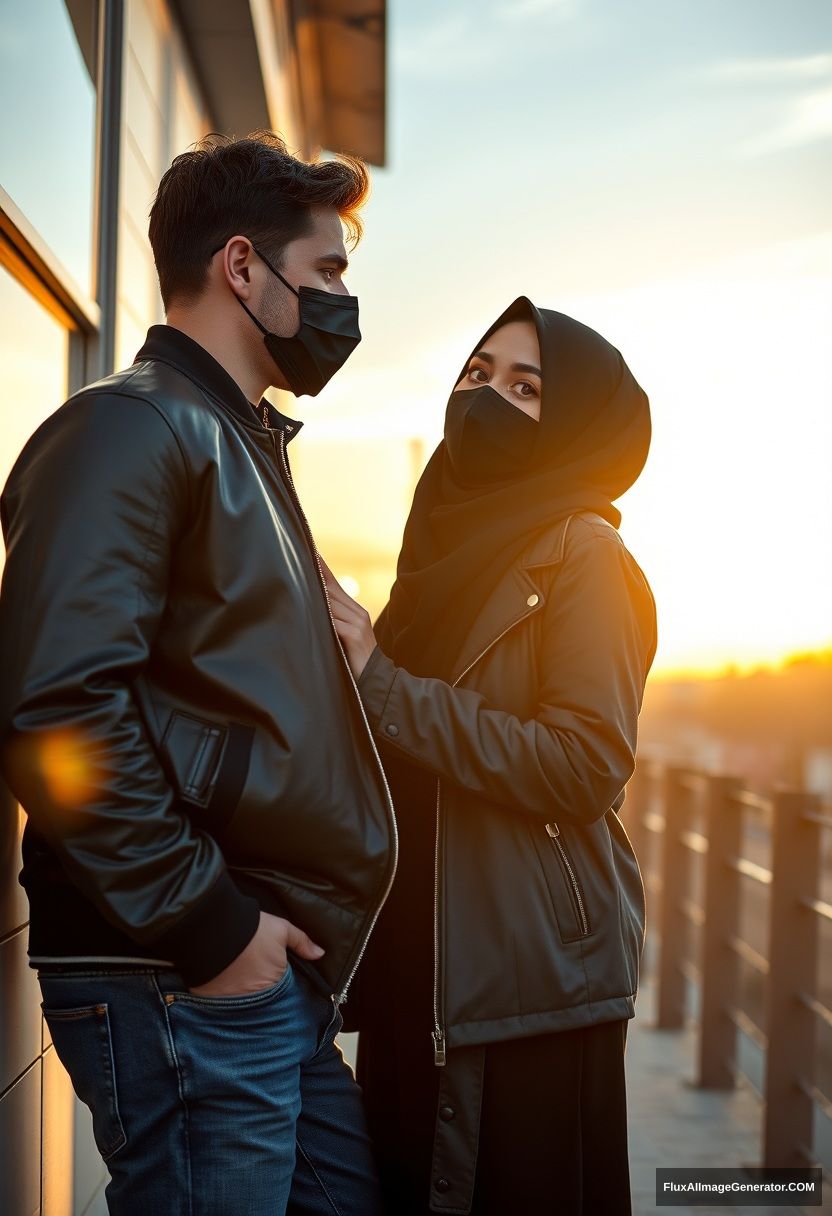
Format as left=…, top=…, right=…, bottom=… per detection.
left=375, top=296, right=652, bottom=682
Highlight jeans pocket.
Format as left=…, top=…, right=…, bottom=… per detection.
left=41, top=1002, right=127, bottom=1161
left=166, top=960, right=295, bottom=1009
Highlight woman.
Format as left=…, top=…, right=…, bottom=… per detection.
left=321, top=296, right=658, bottom=1215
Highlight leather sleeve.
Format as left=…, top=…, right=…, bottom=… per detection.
left=0, top=390, right=259, bottom=983
left=357, top=533, right=658, bottom=826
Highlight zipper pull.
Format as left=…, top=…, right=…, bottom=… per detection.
left=432, top=1029, right=446, bottom=1066
left=545, top=822, right=559, bottom=838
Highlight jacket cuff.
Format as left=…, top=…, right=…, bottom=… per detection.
left=356, top=643, right=399, bottom=729
left=146, top=869, right=261, bottom=986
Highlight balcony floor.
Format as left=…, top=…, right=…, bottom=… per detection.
left=627, top=969, right=826, bottom=1215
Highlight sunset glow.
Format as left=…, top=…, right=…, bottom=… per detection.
left=288, top=2, right=832, bottom=680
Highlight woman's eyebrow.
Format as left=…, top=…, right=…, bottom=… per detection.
left=469, top=351, right=541, bottom=377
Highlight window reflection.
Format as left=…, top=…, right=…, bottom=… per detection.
left=0, top=0, right=96, bottom=295
left=0, top=265, right=68, bottom=547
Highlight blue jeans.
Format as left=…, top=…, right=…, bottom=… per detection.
left=37, top=960, right=384, bottom=1215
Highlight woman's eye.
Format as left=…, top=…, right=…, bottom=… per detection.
left=322, top=268, right=335, bottom=283
left=468, top=367, right=488, bottom=383
left=514, top=381, right=538, bottom=398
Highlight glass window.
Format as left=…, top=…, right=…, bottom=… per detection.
left=0, top=265, right=69, bottom=531
left=0, top=0, right=97, bottom=295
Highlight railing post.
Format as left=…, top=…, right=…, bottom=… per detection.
left=622, top=754, right=650, bottom=867
left=697, top=773, right=743, bottom=1087
left=656, top=764, right=689, bottom=1029
left=762, top=786, right=821, bottom=1167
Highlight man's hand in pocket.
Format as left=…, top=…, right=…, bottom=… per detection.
left=189, top=911, right=325, bottom=997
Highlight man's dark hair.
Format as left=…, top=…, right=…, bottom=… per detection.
left=148, top=130, right=369, bottom=309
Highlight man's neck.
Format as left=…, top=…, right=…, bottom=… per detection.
left=163, top=310, right=267, bottom=406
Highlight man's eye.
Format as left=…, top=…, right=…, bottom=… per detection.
left=322, top=268, right=336, bottom=283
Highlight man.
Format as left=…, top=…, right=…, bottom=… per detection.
left=0, top=131, right=397, bottom=1215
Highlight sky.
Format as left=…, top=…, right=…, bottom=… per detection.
left=1, top=0, right=830, bottom=680
left=296, top=0, right=832, bottom=678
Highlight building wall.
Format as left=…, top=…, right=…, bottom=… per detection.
left=0, top=3, right=213, bottom=1212
left=1, top=2, right=387, bottom=1208
left=116, top=0, right=211, bottom=369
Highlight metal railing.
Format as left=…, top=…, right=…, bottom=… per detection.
left=622, top=757, right=832, bottom=1175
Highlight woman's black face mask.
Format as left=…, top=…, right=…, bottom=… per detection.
left=214, top=242, right=361, bottom=397
left=444, top=384, right=539, bottom=485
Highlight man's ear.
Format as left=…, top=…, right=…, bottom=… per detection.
left=225, top=237, right=254, bottom=292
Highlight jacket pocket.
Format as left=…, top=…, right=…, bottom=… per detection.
left=532, top=822, right=592, bottom=943
left=40, top=1002, right=127, bottom=1161
left=161, top=710, right=254, bottom=833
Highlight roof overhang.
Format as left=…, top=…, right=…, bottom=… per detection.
left=290, top=0, right=386, bottom=167
left=171, top=0, right=387, bottom=166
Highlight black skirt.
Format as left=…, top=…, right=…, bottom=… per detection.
left=358, top=1015, right=632, bottom=1216
left=355, top=751, right=633, bottom=1215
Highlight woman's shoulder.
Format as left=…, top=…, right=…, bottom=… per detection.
left=558, top=513, right=658, bottom=662
left=535, top=511, right=656, bottom=606
left=519, top=510, right=623, bottom=570
left=563, top=510, right=623, bottom=551
left=563, top=513, right=652, bottom=583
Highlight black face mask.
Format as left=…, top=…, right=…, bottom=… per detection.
left=444, top=384, right=539, bottom=485
left=215, top=242, right=361, bottom=397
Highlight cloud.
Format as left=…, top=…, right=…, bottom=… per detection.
left=708, top=53, right=832, bottom=83
left=738, top=85, right=832, bottom=156
left=703, top=52, right=832, bottom=156
left=493, top=0, right=577, bottom=22
left=392, top=13, right=498, bottom=77
left=392, top=0, right=581, bottom=76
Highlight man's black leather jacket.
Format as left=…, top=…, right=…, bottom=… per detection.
left=0, top=325, right=398, bottom=993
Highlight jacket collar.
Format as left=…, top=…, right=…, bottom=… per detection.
left=450, top=515, right=575, bottom=684
left=133, top=324, right=304, bottom=444
left=451, top=511, right=619, bottom=683
left=519, top=513, right=574, bottom=569
left=518, top=509, right=615, bottom=568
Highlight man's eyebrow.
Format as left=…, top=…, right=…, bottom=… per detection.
left=319, top=251, right=349, bottom=271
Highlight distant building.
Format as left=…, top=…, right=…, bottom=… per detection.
left=0, top=2, right=385, bottom=1212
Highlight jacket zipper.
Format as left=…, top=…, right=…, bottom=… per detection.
left=273, top=427, right=399, bottom=1006
left=545, top=822, right=590, bottom=935
left=431, top=606, right=541, bottom=1066
left=431, top=780, right=445, bottom=1065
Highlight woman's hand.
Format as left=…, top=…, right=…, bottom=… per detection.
left=320, top=556, right=378, bottom=680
